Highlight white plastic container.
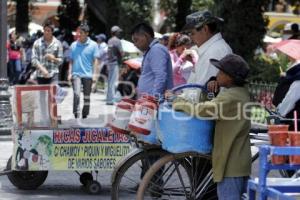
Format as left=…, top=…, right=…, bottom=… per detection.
left=109, top=98, right=135, bottom=134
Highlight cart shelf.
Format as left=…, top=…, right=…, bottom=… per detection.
left=248, top=145, right=300, bottom=200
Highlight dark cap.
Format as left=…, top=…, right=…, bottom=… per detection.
left=210, top=54, right=250, bottom=84
left=79, top=24, right=90, bottom=33
left=96, top=33, right=107, bottom=41
left=183, top=10, right=223, bottom=31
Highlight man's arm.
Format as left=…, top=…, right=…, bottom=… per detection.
left=92, top=58, right=99, bottom=83
left=31, top=42, right=50, bottom=77
left=277, top=81, right=300, bottom=116
left=45, top=42, right=63, bottom=65
left=173, top=93, right=233, bottom=120
left=68, top=60, right=73, bottom=81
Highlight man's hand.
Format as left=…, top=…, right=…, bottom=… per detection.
left=207, top=80, right=219, bottom=93
left=45, top=53, right=55, bottom=62
left=164, top=90, right=175, bottom=101
left=67, top=74, right=72, bottom=82
left=40, top=67, right=50, bottom=78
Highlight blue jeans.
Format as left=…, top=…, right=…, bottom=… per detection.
left=217, top=177, right=248, bottom=200
left=8, top=59, right=22, bottom=84
left=71, top=76, right=92, bottom=118
left=106, top=62, right=119, bottom=103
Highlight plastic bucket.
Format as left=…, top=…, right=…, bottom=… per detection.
left=288, top=132, right=300, bottom=165
left=136, top=122, right=160, bottom=145
left=158, top=104, right=214, bottom=154
left=268, top=125, right=289, bottom=132
left=268, top=124, right=289, bottom=165
left=109, top=98, right=135, bottom=134
left=128, top=96, right=158, bottom=135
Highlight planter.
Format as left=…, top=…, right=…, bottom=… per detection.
left=268, top=125, right=289, bottom=132
left=288, top=132, right=300, bottom=165
left=268, top=125, right=289, bottom=164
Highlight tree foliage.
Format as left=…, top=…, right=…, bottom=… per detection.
left=15, top=0, right=29, bottom=34
left=118, top=0, right=152, bottom=39
left=86, top=0, right=152, bottom=39
left=57, top=0, right=80, bottom=32
left=160, top=0, right=213, bottom=32
left=214, top=0, right=269, bottom=61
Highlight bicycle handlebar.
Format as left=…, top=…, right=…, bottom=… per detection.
left=249, top=128, right=268, bottom=134
left=171, top=84, right=208, bottom=93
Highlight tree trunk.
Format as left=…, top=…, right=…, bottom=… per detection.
left=16, top=0, right=29, bottom=34
left=175, top=0, right=191, bottom=32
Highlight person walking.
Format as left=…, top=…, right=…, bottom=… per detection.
left=7, top=31, right=24, bottom=85
left=106, top=26, right=124, bottom=105
left=92, top=33, right=108, bottom=92
left=183, top=10, right=232, bottom=99
left=31, top=21, right=63, bottom=85
left=31, top=21, right=63, bottom=126
left=68, top=24, right=99, bottom=119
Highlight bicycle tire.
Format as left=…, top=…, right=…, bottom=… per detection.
left=136, top=152, right=217, bottom=200
left=111, top=147, right=168, bottom=200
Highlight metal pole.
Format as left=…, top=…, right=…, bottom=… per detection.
left=0, top=0, right=12, bottom=138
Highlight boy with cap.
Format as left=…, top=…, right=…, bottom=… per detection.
left=173, top=54, right=251, bottom=200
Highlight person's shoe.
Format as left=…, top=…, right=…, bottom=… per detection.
left=74, top=113, right=79, bottom=118
left=106, top=102, right=114, bottom=105
left=82, top=115, right=87, bottom=119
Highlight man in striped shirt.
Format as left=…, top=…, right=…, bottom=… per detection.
left=31, top=21, right=63, bottom=84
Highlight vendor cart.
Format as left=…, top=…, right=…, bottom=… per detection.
left=4, top=85, right=132, bottom=194
left=248, top=145, right=300, bottom=200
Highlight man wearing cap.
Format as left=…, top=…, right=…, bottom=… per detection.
left=173, top=54, right=251, bottom=200
left=183, top=10, right=232, bottom=99
left=106, top=25, right=124, bottom=105
left=92, top=33, right=108, bottom=92
left=68, top=24, right=99, bottom=118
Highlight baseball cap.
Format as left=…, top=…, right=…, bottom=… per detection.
left=96, top=33, right=107, bottom=41
left=183, top=10, right=223, bottom=31
left=111, top=25, right=123, bottom=33
left=210, top=54, right=249, bottom=84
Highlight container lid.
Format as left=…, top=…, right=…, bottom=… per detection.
left=117, top=102, right=134, bottom=110
left=121, top=98, right=136, bottom=105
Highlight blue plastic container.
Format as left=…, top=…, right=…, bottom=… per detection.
left=158, top=104, right=215, bottom=154
left=136, top=121, right=160, bottom=145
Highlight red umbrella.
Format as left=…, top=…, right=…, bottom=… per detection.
left=123, top=57, right=143, bottom=70
left=270, top=39, right=300, bottom=60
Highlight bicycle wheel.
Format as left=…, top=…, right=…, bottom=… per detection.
left=136, top=152, right=217, bottom=200
left=111, top=147, right=168, bottom=200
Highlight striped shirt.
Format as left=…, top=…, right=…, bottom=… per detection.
left=31, top=36, right=63, bottom=77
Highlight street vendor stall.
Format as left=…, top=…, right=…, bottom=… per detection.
left=6, top=85, right=132, bottom=194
